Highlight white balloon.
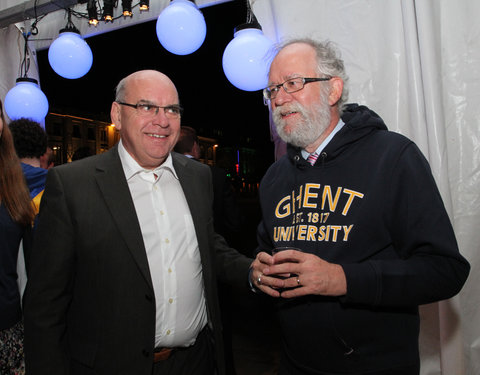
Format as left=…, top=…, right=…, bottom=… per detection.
left=222, top=28, right=274, bottom=91
left=5, top=78, right=49, bottom=122
left=156, top=0, right=207, bottom=56
left=48, top=31, right=93, bottom=79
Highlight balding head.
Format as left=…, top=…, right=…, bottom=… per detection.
left=115, top=70, right=179, bottom=103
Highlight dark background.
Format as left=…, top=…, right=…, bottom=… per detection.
left=35, top=0, right=275, bottom=177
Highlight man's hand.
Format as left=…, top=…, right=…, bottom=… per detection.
left=249, top=251, right=286, bottom=297
left=262, top=249, right=347, bottom=298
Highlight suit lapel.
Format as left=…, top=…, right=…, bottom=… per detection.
left=94, top=146, right=154, bottom=291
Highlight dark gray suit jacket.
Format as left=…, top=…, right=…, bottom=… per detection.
left=24, top=145, right=252, bottom=375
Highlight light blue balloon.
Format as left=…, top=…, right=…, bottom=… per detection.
left=222, top=28, right=274, bottom=91
left=48, top=31, right=93, bottom=79
left=4, top=78, right=49, bottom=122
left=156, top=0, right=207, bottom=55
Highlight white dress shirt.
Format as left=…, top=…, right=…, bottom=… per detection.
left=118, top=141, right=207, bottom=348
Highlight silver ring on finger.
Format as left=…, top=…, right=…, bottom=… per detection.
left=296, top=277, right=301, bottom=286
left=257, top=275, right=262, bottom=285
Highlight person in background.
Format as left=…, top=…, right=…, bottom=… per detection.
left=174, top=126, right=241, bottom=375
left=71, top=146, right=93, bottom=162
left=23, top=70, right=253, bottom=375
left=0, top=101, right=35, bottom=375
left=174, top=126, right=241, bottom=240
left=250, top=38, right=470, bottom=375
left=174, top=126, right=201, bottom=160
left=9, top=118, right=48, bottom=221
left=39, top=146, right=54, bottom=170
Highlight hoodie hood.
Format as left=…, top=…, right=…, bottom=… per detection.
left=286, top=103, right=388, bottom=167
left=21, top=163, right=48, bottom=199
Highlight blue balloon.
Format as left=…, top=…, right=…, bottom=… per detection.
left=222, top=28, right=274, bottom=91
left=156, top=0, right=206, bottom=55
left=48, top=31, right=93, bottom=79
left=4, top=78, right=49, bottom=123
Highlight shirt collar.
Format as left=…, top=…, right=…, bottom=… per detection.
left=118, top=139, right=178, bottom=180
left=301, top=118, right=345, bottom=159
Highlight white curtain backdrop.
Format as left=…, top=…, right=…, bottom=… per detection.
left=251, top=0, right=479, bottom=374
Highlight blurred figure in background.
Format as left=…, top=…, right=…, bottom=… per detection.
left=0, top=101, right=35, bottom=375
left=9, top=118, right=49, bottom=309
left=9, top=118, right=48, bottom=221
left=174, top=126, right=241, bottom=240
left=39, top=147, right=54, bottom=170
left=71, top=146, right=93, bottom=162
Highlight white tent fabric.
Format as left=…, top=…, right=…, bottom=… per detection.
left=252, top=0, right=479, bottom=374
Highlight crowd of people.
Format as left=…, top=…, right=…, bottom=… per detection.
left=0, top=37, right=470, bottom=375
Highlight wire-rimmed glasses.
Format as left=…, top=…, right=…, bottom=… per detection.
left=263, top=77, right=332, bottom=100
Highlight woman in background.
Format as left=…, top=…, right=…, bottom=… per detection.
left=0, top=99, right=35, bottom=375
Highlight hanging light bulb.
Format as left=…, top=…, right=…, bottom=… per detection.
left=48, top=31, right=93, bottom=79
left=4, top=78, right=49, bottom=123
left=156, top=0, right=206, bottom=55
left=5, top=30, right=49, bottom=122
left=87, top=0, right=99, bottom=26
left=103, top=0, right=114, bottom=22
left=88, top=17, right=99, bottom=26
left=48, top=9, right=93, bottom=79
left=222, top=3, right=274, bottom=91
left=139, top=0, right=149, bottom=11
left=122, top=0, right=133, bottom=17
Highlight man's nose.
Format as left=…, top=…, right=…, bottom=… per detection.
left=273, top=86, right=292, bottom=107
left=152, top=108, right=169, bottom=126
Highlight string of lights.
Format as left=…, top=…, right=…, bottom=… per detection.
left=82, top=1, right=150, bottom=25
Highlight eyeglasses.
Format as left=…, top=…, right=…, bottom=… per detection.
left=263, top=77, right=332, bottom=100
left=116, top=101, right=183, bottom=119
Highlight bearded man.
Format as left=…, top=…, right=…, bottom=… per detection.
left=249, top=39, right=470, bottom=375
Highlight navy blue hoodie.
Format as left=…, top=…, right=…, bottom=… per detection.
left=257, top=104, right=470, bottom=374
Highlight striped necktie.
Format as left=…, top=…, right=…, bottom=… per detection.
left=307, top=152, right=319, bottom=166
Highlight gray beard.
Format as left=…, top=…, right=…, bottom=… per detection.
left=272, top=99, right=331, bottom=149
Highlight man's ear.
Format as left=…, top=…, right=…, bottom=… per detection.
left=328, top=77, right=344, bottom=107
left=110, top=102, right=122, bottom=130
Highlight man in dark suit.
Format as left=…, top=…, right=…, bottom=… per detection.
left=23, top=70, right=253, bottom=375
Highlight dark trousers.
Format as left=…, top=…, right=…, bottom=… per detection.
left=153, top=327, right=215, bottom=375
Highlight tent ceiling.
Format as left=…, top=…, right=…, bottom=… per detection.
left=0, top=0, right=234, bottom=50
left=0, top=0, right=79, bottom=29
